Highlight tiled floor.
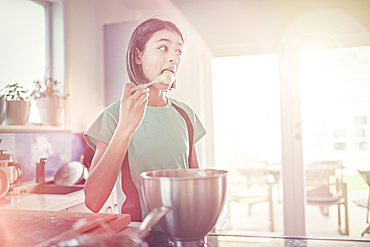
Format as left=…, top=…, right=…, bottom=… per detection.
left=216, top=188, right=370, bottom=240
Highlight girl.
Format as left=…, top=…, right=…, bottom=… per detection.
left=83, top=18, right=207, bottom=221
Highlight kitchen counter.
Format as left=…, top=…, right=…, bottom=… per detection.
left=0, top=191, right=84, bottom=211
left=0, top=209, right=131, bottom=247
left=1, top=209, right=369, bottom=247
left=0, top=185, right=85, bottom=211
left=1, top=183, right=369, bottom=246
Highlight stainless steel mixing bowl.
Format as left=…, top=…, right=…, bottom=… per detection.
left=141, top=169, right=228, bottom=246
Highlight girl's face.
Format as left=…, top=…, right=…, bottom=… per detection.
left=135, top=29, right=183, bottom=91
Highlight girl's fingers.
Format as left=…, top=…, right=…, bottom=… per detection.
left=122, top=83, right=149, bottom=102
left=121, top=83, right=149, bottom=111
left=139, top=90, right=150, bottom=106
left=132, top=88, right=150, bottom=106
left=123, top=83, right=136, bottom=97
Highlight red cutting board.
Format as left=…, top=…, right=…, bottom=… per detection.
left=0, top=209, right=130, bottom=247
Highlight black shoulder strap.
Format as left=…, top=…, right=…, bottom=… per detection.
left=172, top=103, right=194, bottom=167
left=120, top=151, right=142, bottom=221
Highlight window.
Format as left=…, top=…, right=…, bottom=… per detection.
left=355, top=142, right=368, bottom=150
left=333, top=129, right=346, bottom=138
left=354, top=116, right=367, bottom=125
left=354, top=129, right=366, bottom=138
left=0, top=0, right=49, bottom=93
left=334, top=142, right=347, bottom=150
left=0, top=0, right=64, bottom=126
left=212, top=53, right=282, bottom=233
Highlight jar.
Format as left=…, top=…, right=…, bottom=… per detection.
left=0, top=150, right=22, bottom=184
left=0, top=150, right=14, bottom=167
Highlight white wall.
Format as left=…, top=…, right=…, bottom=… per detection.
left=63, top=0, right=215, bottom=167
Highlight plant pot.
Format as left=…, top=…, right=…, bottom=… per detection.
left=4, top=100, right=31, bottom=125
left=36, top=98, right=64, bottom=126
left=0, top=96, right=6, bottom=125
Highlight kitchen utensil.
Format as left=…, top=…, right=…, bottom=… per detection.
left=54, top=155, right=88, bottom=185
left=0, top=169, right=10, bottom=198
left=0, top=162, right=22, bottom=185
left=141, top=169, right=228, bottom=247
left=0, top=144, right=23, bottom=184
left=0, top=150, right=14, bottom=167
left=1, top=166, right=22, bottom=185
left=130, top=70, right=175, bottom=94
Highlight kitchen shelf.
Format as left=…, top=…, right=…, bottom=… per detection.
left=0, top=125, right=72, bottom=133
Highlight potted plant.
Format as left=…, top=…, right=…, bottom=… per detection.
left=30, top=77, right=68, bottom=126
left=0, top=83, right=31, bottom=125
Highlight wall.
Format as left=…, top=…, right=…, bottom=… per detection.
left=0, top=132, right=90, bottom=183
left=171, top=0, right=370, bottom=57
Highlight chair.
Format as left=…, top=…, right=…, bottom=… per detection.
left=305, top=160, right=349, bottom=235
left=358, top=169, right=370, bottom=236
left=228, top=160, right=274, bottom=232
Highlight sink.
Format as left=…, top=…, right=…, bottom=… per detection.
left=12, top=181, right=84, bottom=195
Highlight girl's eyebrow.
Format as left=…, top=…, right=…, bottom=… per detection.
left=156, top=38, right=183, bottom=47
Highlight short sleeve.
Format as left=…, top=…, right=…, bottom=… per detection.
left=192, top=111, right=207, bottom=144
left=169, top=98, right=207, bottom=144
left=83, top=101, right=120, bottom=150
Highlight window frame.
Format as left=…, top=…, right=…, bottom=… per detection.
left=32, top=0, right=53, bottom=78
left=0, top=0, right=68, bottom=132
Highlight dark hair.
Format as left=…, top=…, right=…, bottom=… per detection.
left=126, top=18, right=184, bottom=88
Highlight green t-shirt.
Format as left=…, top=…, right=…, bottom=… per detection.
left=84, top=97, right=206, bottom=218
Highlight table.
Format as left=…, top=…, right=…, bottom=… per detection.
left=267, top=162, right=282, bottom=202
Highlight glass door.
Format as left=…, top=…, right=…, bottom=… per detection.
left=212, top=53, right=283, bottom=234
left=299, top=46, right=370, bottom=237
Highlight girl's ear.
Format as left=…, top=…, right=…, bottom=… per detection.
left=135, top=48, right=143, bottom=65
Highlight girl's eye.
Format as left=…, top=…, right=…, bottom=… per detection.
left=176, top=50, right=183, bottom=56
left=159, top=46, right=168, bottom=51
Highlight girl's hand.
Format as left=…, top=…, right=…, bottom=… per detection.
left=118, top=82, right=149, bottom=134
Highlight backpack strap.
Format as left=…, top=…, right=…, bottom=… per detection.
left=120, top=152, right=142, bottom=221
left=172, top=103, right=194, bottom=166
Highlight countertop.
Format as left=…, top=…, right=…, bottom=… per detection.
left=0, top=192, right=84, bottom=211
left=1, top=182, right=370, bottom=246
left=2, top=209, right=370, bottom=247
left=0, top=209, right=131, bottom=247
left=0, top=185, right=84, bottom=211
left=0, top=177, right=93, bottom=211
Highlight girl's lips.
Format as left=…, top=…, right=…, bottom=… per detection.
left=161, top=69, right=174, bottom=75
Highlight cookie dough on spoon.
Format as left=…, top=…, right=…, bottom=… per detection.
left=130, top=70, right=175, bottom=94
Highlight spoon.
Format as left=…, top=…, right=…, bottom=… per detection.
left=130, top=71, right=175, bottom=94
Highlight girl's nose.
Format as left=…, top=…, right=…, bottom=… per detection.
left=168, top=50, right=178, bottom=63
